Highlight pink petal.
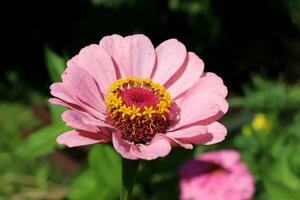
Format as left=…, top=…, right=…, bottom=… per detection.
left=62, top=110, right=112, bottom=132
left=61, top=64, right=106, bottom=113
left=198, top=150, right=240, bottom=169
left=49, top=98, right=106, bottom=121
left=172, top=75, right=228, bottom=129
left=130, top=134, right=172, bottom=160
left=204, top=122, right=227, bottom=145
left=112, top=131, right=137, bottom=160
left=68, top=44, right=116, bottom=94
left=100, top=34, right=156, bottom=78
left=163, top=135, right=193, bottom=149
left=197, top=72, right=228, bottom=97
left=165, top=52, right=204, bottom=99
left=174, top=91, right=228, bottom=129
left=50, top=83, right=77, bottom=105
left=124, top=34, right=156, bottom=77
left=179, top=133, right=215, bottom=145
left=152, top=39, right=187, bottom=85
left=50, top=80, right=106, bottom=120
left=179, top=122, right=227, bottom=145
left=57, top=130, right=110, bottom=147
left=98, top=34, right=128, bottom=77
left=166, top=125, right=207, bottom=139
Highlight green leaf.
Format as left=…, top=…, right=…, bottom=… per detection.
left=15, top=124, right=70, bottom=158
left=68, top=169, right=115, bottom=200
left=49, top=104, right=66, bottom=124
left=68, top=145, right=121, bottom=200
left=45, top=46, right=66, bottom=82
left=88, top=144, right=122, bottom=192
left=267, top=155, right=300, bottom=190
left=264, top=179, right=300, bottom=200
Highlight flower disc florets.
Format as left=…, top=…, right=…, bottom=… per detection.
left=105, top=77, right=173, bottom=144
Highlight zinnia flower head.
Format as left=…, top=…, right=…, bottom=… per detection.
left=49, top=34, right=228, bottom=160
left=179, top=150, right=255, bottom=200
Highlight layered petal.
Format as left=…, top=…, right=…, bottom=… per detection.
left=99, top=34, right=127, bottom=77
left=204, top=122, right=227, bottom=145
left=124, top=34, right=156, bottom=77
left=112, top=132, right=172, bottom=160
left=163, top=136, right=193, bottom=150
left=165, top=52, right=204, bottom=99
left=179, top=150, right=255, bottom=200
left=196, top=72, right=228, bottom=97
left=50, top=83, right=77, bottom=104
left=68, top=44, right=117, bottom=94
left=50, top=83, right=105, bottom=121
left=112, top=131, right=137, bottom=160
left=199, top=149, right=240, bottom=169
left=166, top=125, right=207, bottom=139
left=172, top=75, right=228, bottom=129
left=152, top=39, right=187, bottom=85
left=62, top=110, right=112, bottom=132
left=61, top=64, right=107, bottom=117
left=49, top=98, right=106, bottom=121
left=130, top=134, right=172, bottom=160
left=99, top=34, right=156, bottom=78
left=167, top=122, right=226, bottom=146
left=57, top=130, right=110, bottom=147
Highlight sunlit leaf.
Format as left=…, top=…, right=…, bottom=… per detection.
left=49, top=104, right=66, bottom=124
left=45, top=46, right=66, bottom=82
left=68, top=169, right=115, bottom=200
left=264, top=179, right=300, bottom=200
left=88, top=145, right=121, bottom=192
left=15, top=124, right=70, bottom=158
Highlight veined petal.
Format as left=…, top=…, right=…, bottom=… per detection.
left=196, top=72, right=228, bottom=97
left=99, top=34, right=127, bottom=77
left=57, top=130, right=110, bottom=147
left=61, top=64, right=106, bottom=112
left=124, top=34, right=156, bottom=77
left=49, top=98, right=106, bottom=121
left=178, top=122, right=227, bottom=145
left=165, top=52, right=204, bottom=99
left=172, top=75, right=228, bottom=129
left=112, top=131, right=137, bottom=160
left=69, top=44, right=116, bottom=94
left=62, top=110, right=112, bottom=132
left=152, top=39, right=187, bottom=85
left=174, top=91, right=228, bottom=129
left=166, top=125, right=207, bottom=138
left=50, top=83, right=77, bottom=104
left=100, top=34, right=156, bottom=78
left=204, top=122, right=227, bottom=145
left=130, top=134, right=172, bottom=160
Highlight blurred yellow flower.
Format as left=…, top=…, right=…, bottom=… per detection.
left=242, top=113, right=272, bottom=136
left=251, top=113, right=272, bottom=132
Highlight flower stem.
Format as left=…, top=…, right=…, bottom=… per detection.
left=120, top=158, right=140, bottom=200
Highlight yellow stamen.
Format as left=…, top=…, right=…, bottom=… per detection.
left=105, top=77, right=172, bottom=122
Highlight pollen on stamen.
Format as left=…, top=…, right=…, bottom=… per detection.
left=105, top=77, right=172, bottom=144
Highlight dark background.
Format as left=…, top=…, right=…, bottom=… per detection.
left=1, top=0, right=300, bottom=99
left=1, top=1, right=300, bottom=199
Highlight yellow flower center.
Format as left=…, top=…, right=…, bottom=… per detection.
left=105, top=77, right=173, bottom=144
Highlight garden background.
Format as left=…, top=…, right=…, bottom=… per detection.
left=1, top=0, right=300, bottom=199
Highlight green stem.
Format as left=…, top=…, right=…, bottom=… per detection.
left=120, top=158, right=140, bottom=200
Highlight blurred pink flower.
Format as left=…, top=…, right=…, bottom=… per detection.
left=179, top=150, right=255, bottom=200
left=49, top=34, right=228, bottom=160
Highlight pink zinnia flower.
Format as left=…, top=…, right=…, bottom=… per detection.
left=179, top=150, right=255, bottom=200
left=49, top=34, right=228, bottom=160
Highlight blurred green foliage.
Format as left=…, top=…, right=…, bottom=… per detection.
left=1, top=0, right=300, bottom=199
left=231, top=77, right=300, bottom=200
